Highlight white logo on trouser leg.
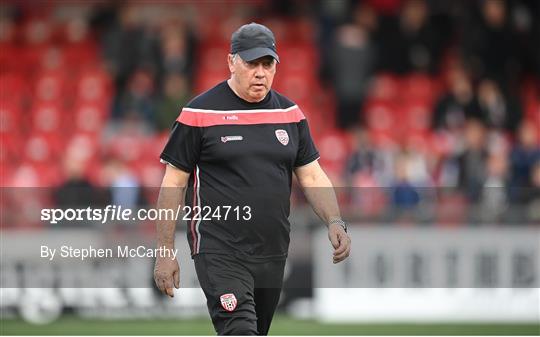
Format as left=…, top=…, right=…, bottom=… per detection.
left=220, top=293, right=237, bottom=312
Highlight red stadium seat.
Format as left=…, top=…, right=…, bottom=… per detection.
left=350, top=171, right=387, bottom=216
left=134, top=161, right=164, bottom=187
left=399, top=73, right=439, bottom=104
left=364, top=100, right=397, bottom=132
left=317, top=129, right=352, bottom=177
left=0, top=133, right=23, bottom=165
left=401, top=100, right=432, bottom=132
left=195, top=70, right=229, bottom=94
left=73, top=103, right=107, bottom=134
left=0, top=73, right=29, bottom=106
left=273, top=72, right=315, bottom=103
left=21, top=45, right=49, bottom=76
left=199, top=43, right=230, bottom=72
left=367, top=73, right=400, bottom=101
left=33, top=70, right=67, bottom=102
left=368, top=129, right=399, bottom=149
left=23, top=133, right=63, bottom=163
left=73, top=68, right=112, bottom=106
left=30, top=102, right=65, bottom=134
left=143, top=132, right=170, bottom=162
left=277, top=44, right=318, bottom=73
left=104, top=133, right=146, bottom=163
left=63, top=41, right=99, bottom=69
left=0, top=102, right=21, bottom=135
left=9, top=161, right=62, bottom=187
left=65, top=133, right=100, bottom=163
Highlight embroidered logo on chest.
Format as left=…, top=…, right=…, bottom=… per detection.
left=275, top=129, right=289, bottom=146
left=221, top=135, right=243, bottom=143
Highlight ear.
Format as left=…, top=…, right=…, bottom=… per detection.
left=227, top=54, right=235, bottom=73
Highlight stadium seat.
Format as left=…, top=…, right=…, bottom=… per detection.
left=23, top=133, right=63, bottom=163
left=350, top=171, right=387, bottom=217
left=65, top=133, right=100, bottom=163
left=317, top=129, right=352, bottom=179
left=0, top=133, right=22, bottom=166
left=0, top=101, right=21, bottom=135
left=367, top=72, right=400, bottom=102
left=63, top=42, right=99, bottom=70
left=273, top=72, right=315, bottom=103
left=277, top=44, right=318, bottom=73
left=0, top=73, right=29, bottom=106
left=33, top=70, right=67, bottom=102
left=30, top=102, right=64, bottom=134
left=364, top=100, right=397, bottom=132
left=134, top=161, right=164, bottom=187
left=73, top=68, right=113, bottom=107
left=195, top=70, right=229, bottom=94
left=73, top=103, right=107, bottom=134
left=198, top=43, right=230, bottom=73
left=104, top=133, right=145, bottom=164
left=401, top=100, right=432, bottom=132
left=399, top=73, right=439, bottom=104
left=143, top=132, right=170, bottom=162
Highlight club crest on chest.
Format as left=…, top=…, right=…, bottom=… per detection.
left=275, top=129, right=289, bottom=146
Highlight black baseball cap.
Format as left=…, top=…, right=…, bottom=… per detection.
left=230, top=23, right=280, bottom=63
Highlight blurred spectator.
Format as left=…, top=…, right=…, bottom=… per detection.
left=450, top=119, right=489, bottom=202
left=432, top=68, right=478, bottom=132
left=389, top=153, right=421, bottom=217
left=54, top=155, right=105, bottom=226
left=100, top=4, right=160, bottom=93
left=509, top=121, right=540, bottom=202
left=476, top=78, right=522, bottom=133
left=526, top=162, right=540, bottom=222
left=344, top=128, right=377, bottom=182
left=377, top=0, right=444, bottom=74
left=462, top=0, right=518, bottom=87
left=113, top=67, right=157, bottom=126
left=159, top=20, right=194, bottom=79
left=478, top=152, right=510, bottom=223
left=101, top=157, right=144, bottom=210
left=156, top=73, right=191, bottom=131
left=330, top=23, right=376, bottom=128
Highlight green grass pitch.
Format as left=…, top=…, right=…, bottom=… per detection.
left=1, top=315, right=538, bottom=335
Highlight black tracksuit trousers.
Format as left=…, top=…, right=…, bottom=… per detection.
left=194, top=253, right=286, bottom=335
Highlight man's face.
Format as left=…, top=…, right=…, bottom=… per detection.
left=228, top=54, right=277, bottom=102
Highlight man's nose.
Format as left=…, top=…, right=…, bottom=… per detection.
left=254, top=64, right=265, bottom=78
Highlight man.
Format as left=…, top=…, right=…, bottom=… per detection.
left=154, top=23, right=351, bottom=335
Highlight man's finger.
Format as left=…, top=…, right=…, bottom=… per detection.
left=165, top=286, right=174, bottom=297
left=333, top=248, right=350, bottom=263
left=333, top=239, right=347, bottom=255
left=174, top=269, right=180, bottom=289
left=154, top=276, right=164, bottom=293
left=333, top=234, right=348, bottom=255
left=163, top=276, right=175, bottom=296
left=334, top=247, right=350, bottom=260
left=162, top=276, right=174, bottom=297
left=329, top=231, right=339, bottom=249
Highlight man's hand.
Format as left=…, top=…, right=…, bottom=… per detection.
left=154, top=256, right=180, bottom=297
left=328, top=223, right=351, bottom=264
